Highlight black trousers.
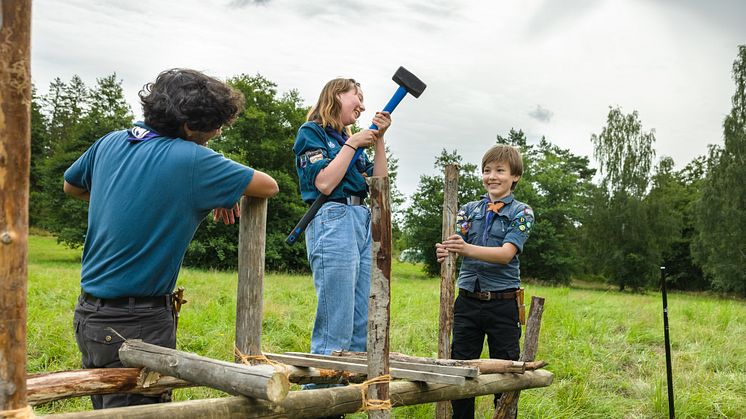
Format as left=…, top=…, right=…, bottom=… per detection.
left=73, top=294, right=176, bottom=409
left=451, top=294, right=521, bottom=419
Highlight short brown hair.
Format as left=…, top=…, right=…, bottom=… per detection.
left=482, top=145, right=523, bottom=191
left=306, top=78, right=360, bottom=134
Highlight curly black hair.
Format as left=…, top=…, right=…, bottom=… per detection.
left=139, top=69, right=245, bottom=138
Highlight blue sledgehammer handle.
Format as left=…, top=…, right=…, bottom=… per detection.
left=285, top=85, right=408, bottom=245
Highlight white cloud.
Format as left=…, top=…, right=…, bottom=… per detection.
left=31, top=0, right=746, bottom=199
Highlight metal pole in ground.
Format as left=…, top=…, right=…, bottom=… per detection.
left=660, top=266, right=675, bottom=419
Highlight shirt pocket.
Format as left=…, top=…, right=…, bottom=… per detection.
left=486, top=216, right=508, bottom=246
left=467, top=212, right=485, bottom=244
left=84, top=321, right=142, bottom=345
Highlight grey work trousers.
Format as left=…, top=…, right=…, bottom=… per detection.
left=73, top=293, right=176, bottom=409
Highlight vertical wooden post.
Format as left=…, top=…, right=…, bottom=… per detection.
left=235, top=196, right=268, bottom=359
left=366, top=176, right=391, bottom=419
left=436, top=164, right=459, bottom=419
left=493, top=296, right=546, bottom=419
left=0, top=0, right=32, bottom=416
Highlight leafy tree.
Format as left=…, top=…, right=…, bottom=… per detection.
left=185, top=74, right=309, bottom=271
left=586, top=107, right=658, bottom=291
left=693, top=46, right=746, bottom=295
left=36, top=74, right=133, bottom=247
left=518, top=138, right=595, bottom=284
left=402, top=149, right=482, bottom=276
left=655, top=156, right=706, bottom=290
left=30, top=87, right=51, bottom=226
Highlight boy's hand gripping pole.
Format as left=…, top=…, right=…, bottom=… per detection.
left=286, top=66, right=426, bottom=245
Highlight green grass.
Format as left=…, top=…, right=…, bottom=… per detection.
left=26, top=235, right=746, bottom=417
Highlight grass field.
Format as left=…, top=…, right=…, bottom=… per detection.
left=26, top=235, right=746, bottom=418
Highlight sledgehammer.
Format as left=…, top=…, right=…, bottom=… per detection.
left=286, top=66, right=427, bottom=245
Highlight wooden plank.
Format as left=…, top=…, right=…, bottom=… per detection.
left=285, top=352, right=479, bottom=378
left=493, top=296, right=546, bottom=419
left=366, top=176, right=392, bottom=418
left=44, top=370, right=554, bottom=419
left=236, top=196, right=268, bottom=359
left=437, top=164, right=459, bottom=419
left=265, top=353, right=466, bottom=386
left=119, top=340, right=289, bottom=403
left=26, top=365, right=368, bottom=405
left=0, top=0, right=32, bottom=414
left=26, top=368, right=191, bottom=406
left=336, top=351, right=536, bottom=375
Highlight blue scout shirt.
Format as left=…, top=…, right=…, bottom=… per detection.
left=455, top=193, right=534, bottom=292
left=293, top=121, right=374, bottom=203
left=64, top=122, right=254, bottom=299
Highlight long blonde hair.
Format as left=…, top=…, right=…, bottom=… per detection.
left=307, top=78, right=360, bottom=134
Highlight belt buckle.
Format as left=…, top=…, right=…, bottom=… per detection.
left=346, top=196, right=361, bottom=205
left=476, top=291, right=491, bottom=301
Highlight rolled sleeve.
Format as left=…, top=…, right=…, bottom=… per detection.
left=502, top=206, right=534, bottom=253
left=293, top=123, right=331, bottom=201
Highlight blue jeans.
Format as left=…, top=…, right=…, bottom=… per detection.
left=305, top=202, right=371, bottom=355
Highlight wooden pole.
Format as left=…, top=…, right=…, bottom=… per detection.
left=27, top=366, right=367, bottom=406
left=334, top=351, right=547, bottom=374
left=44, top=370, right=554, bottom=419
left=264, top=353, right=465, bottom=386
left=366, top=176, right=392, bottom=419
left=118, top=340, right=289, bottom=403
left=27, top=369, right=191, bottom=406
left=493, top=296, right=546, bottom=419
left=0, top=0, right=32, bottom=416
left=437, top=164, right=459, bottom=419
left=236, top=196, right=267, bottom=359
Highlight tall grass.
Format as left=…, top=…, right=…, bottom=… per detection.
left=26, top=236, right=746, bottom=417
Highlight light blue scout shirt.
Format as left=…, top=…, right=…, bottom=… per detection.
left=64, top=122, right=254, bottom=299
left=293, top=121, right=374, bottom=203
left=455, top=193, right=534, bottom=292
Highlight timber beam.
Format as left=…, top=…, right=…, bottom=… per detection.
left=42, top=370, right=553, bottom=418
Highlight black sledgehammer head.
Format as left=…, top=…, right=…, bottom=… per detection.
left=393, top=66, right=427, bottom=98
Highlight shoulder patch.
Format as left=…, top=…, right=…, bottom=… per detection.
left=298, top=149, right=325, bottom=168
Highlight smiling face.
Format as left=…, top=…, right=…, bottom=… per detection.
left=337, top=87, right=365, bottom=126
left=482, top=160, right=521, bottom=201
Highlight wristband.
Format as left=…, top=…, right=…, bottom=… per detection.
left=343, top=143, right=358, bottom=151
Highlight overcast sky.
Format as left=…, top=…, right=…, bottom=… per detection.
left=31, top=0, right=746, bottom=199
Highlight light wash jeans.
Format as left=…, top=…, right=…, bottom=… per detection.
left=305, top=201, right=371, bottom=355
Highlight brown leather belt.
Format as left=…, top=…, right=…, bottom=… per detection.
left=459, top=288, right=518, bottom=301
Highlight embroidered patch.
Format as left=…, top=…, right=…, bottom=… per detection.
left=456, top=209, right=472, bottom=237
left=513, top=207, right=534, bottom=235
left=130, top=126, right=149, bottom=139
left=327, top=140, right=337, bottom=148
left=306, top=149, right=324, bottom=164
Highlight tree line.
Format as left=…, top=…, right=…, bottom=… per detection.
left=29, top=46, right=745, bottom=295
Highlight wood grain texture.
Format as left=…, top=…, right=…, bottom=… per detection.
left=0, top=0, right=31, bottom=412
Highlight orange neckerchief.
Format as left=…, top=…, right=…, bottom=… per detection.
left=487, top=201, right=505, bottom=214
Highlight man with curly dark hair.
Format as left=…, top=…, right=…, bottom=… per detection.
left=63, top=68, right=279, bottom=409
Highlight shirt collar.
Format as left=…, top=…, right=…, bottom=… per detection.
left=481, top=193, right=514, bottom=205
left=127, top=121, right=165, bottom=143
left=324, top=124, right=349, bottom=144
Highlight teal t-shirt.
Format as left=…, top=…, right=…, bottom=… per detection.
left=64, top=123, right=254, bottom=298
left=293, top=121, right=374, bottom=202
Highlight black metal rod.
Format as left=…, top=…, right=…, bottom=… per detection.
left=660, top=266, right=675, bottom=419
left=286, top=194, right=329, bottom=245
